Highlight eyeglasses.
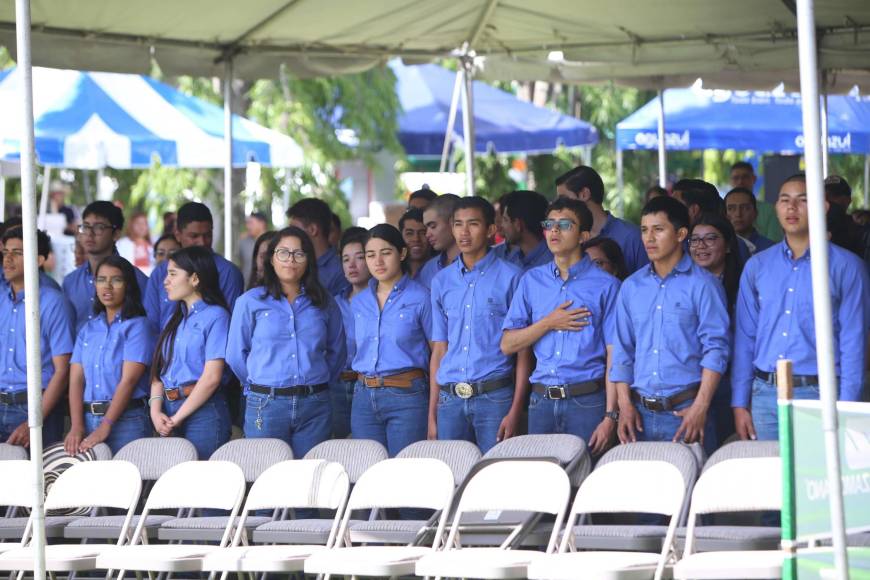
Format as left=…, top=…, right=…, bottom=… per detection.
left=273, top=248, right=308, bottom=263
left=688, top=234, right=722, bottom=247
left=78, top=223, right=116, bottom=236
left=590, top=258, right=612, bottom=269
left=154, top=248, right=177, bottom=258
left=0, top=249, right=23, bottom=259
left=95, top=276, right=125, bottom=288
left=541, top=219, right=576, bottom=232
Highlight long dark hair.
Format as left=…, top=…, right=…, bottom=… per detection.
left=691, top=213, right=744, bottom=313
left=247, top=231, right=278, bottom=290
left=582, top=237, right=629, bottom=281
left=261, top=226, right=326, bottom=308
left=151, top=247, right=228, bottom=383
left=91, top=255, right=146, bottom=320
left=367, top=223, right=409, bottom=274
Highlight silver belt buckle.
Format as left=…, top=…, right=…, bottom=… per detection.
left=547, top=385, right=567, bottom=400
left=454, top=382, right=474, bottom=399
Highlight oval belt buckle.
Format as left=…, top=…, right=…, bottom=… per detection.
left=455, top=382, right=474, bottom=399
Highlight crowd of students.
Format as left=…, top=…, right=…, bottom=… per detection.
left=1, top=162, right=868, bottom=464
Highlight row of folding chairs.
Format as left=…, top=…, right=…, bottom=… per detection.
left=0, top=448, right=783, bottom=579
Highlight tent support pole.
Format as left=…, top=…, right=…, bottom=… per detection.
left=15, top=2, right=48, bottom=579
left=0, top=176, right=5, bottom=222
left=820, top=73, right=829, bottom=178
left=460, top=57, right=475, bottom=196
left=656, top=89, right=666, bottom=188
left=440, top=69, right=463, bottom=173
left=864, top=154, right=869, bottom=209
left=796, top=1, right=849, bottom=578
left=37, top=165, right=50, bottom=226
left=616, top=147, right=624, bottom=218
left=223, top=58, right=234, bottom=260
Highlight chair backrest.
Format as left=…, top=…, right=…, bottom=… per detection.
left=209, top=438, right=294, bottom=482
left=684, top=457, right=782, bottom=556
left=0, top=460, right=35, bottom=508
left=114, top=437, right=198, bottom=480
left=90, top=443, right=113, bottom=461
left=482, top=434, right=590, bottom=486
left=0, top=443, right=27, bottom=461
left=44, top=460, right=141, bottom=512
left=397, top=440, right=481, bottom=486
left=702, top=440, right=780, bottom=473
left=337, top=458, right=455, bottom=549
left=569, top=460, right=686, bottom=519
left=304, top=439, right=388, bottom=483
left=447, top=459, right=570, bottom=552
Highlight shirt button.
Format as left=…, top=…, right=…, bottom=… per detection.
left=793, top=267, right=798, bottom=271
left=788, top=288, right=794, bottom=292
left=660, top=284, right=665, bottom=289
left=291, top=354, right=296, bottom=358
left=656, top=305, right=662, bottom=310
left=779, top=354, right=785, bottom=358
left=466, top=304, right=471, bottom=308
left=785, top=310, right=791, bottom=315
left=465, top=325, right=469, bottom=330
left=460, top=368, right=465, bottom=372
left=652, top=371, right=657, bottom=375
left=463, top=346, right=468, bottom=351
left=555, top=351, right=560, bottom=355
left=782, top=332, right=788, bottom=337
left=653, top=349, right=658, bottom=354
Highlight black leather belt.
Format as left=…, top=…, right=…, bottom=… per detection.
left=532, top=379, right=603, bottom=400
left=754, top=368, right=820, bottom=387
left=440, top=376, right=513, bottom=399
left=0, top=390, right=28, bottom=405
left=631, top=384, right=700, bottom=412
left=250, top=383, right=328, bottom=397
left=84, top=398, right=147, bottom=416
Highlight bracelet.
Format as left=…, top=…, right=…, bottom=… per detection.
left=148, top=395, right=164, bottom=404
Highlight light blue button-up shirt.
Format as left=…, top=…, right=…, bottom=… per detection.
left=0, top=284, right=74, bottom=392
left=335, top=289, right=357, bottom=371
left=317, top=247, right=350, bottom=297
left=226, top=288, right=345, bottom=388
left=63, top=259, right=149, bottom=333
left=417, top=252, right=452, bottom=290
left=611, top=252, right=730, bottom=397
left=71, top=313, right=156, bottom=401
left=504, top=257, right=620, bottom=384
left=504, top=239, right=553, bottom=272
left=145, top=252, right=243, bottom=330
left=431, top=250, right=522, bottom=384
left=352, top=275, right=432, bottom=376
left=158, top=300, right=229, bottom=387
left=599, top=213, right=649, bottom=274
left=732, top=241, right=870, bottom=407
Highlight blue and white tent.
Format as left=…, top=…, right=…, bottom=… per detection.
left=0, top=67, right=304, bottom=169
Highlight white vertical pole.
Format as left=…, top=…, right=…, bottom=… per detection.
left=37, top=165, right=50, bottom=227
left=796, top=1, right=849, bottom=577
left=864, top=154, right=869, bottom=209
left=223, top=58, right=234, bottom=259
left=15, top=2, right=47, bottom=579
left=656, top=89, right=667, bottom=188
left=460, top=58, right=475, bottom=197
left=440, top=70, right=463, bottom=174
left=0, top=176, right=5, bottom=221
left=820, top=82, right=829, bottom=177
left=616, top=148, right=624, bottom=218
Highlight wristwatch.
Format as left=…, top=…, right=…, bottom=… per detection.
left=604, top=410, right=620, bottom=421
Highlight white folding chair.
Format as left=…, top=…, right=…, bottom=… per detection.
left=528, top=461, right=686, bottom=580
left=0, top=461, right=141, bottom=572
left=414, top=459, right=570, bottom=580
left=0, top=460, right=34, bottom=553
left=95, top=461, right=246, bottom=575
left=201, top=459, right=348, bottom=574
left=304, top=458, right=455, bottom=578
left=674, top=457, right=784, bottom=579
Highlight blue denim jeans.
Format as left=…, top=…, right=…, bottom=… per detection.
left=330, top=378, right=356, bottom=439
left=528, top=388, right=606, bottom=443
left=85, top=407, right=151, bottom=455
left=634, top=398, right=717, bottom=457
left=437, top=385, right=514, bottom=454
left=164, top=393, right=231, bottom=460
left=244, top=389, right=331, bottom=459
left=751, top=377, right=820, bottom=441
left=0, top=399, right=64, bottom=446
left=351, top=378, right=428, bottom=457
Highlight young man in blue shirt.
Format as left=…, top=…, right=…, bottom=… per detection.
left=429, top=196, right=528, bottom=453
left=556, top=166, right=648, bottom=274
left=1, top=228, right=74, bottom=446
left=612, top=196, right=730, bottom=455
left=732, top=174, right=870, bottom=441
left=63, top=201, right=148, bottom=332
left=418, top=194, right=460, bottom=289
left=500, top=190, right=553, bottom=271
left=145, top=202, right=245, bottom=330
left=286, top=198, right=349, bottom=297
left=725, top=187, right=775, bottom=254
left=502, top=197, right=620, bottom=455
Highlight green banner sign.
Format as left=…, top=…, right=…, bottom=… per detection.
left=794, top=548, right=870, bottom=580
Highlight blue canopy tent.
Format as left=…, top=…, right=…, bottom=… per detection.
left=615, top=87, right=870, bottom=207
left=393, top=62, right=598, bottom=157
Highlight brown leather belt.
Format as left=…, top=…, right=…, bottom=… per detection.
left=631, top=384, right=700, bottom=412
left=339, top=370, right=358, bottom=382
left=359, top=369, right=425, bottom=388
left=0, top=390, right=28, bottom=405
left=164, top=383, right=196, bottom=402
left=531, top=379, right=603, bottom=400
left=84, top=398, right=147, bottom=416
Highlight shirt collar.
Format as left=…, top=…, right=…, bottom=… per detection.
left=521, top=239, right=549, bottom=264
left=600, top=212, right=616, bottom=235
left=645, top=251, right=693, bottom=279
left=367, top=273, right=409, bottom=294
left=183, top=298, right=207, bottom=317
left=550, top=255, right=592, bottom=279
left=779, top=239, right=812, bottom=262
left=458, top=248, right=496, bottom=274
left=317, top=247, right=337, bottom=267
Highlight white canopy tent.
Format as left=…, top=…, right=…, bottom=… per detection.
left=4, top=1, right=865, bottom=577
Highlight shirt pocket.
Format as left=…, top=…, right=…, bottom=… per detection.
left=253, top=309, right=286, bottom=341
left=664, top=304, right=699, bottom=354
left=476, top=299, right=508, bottom=336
